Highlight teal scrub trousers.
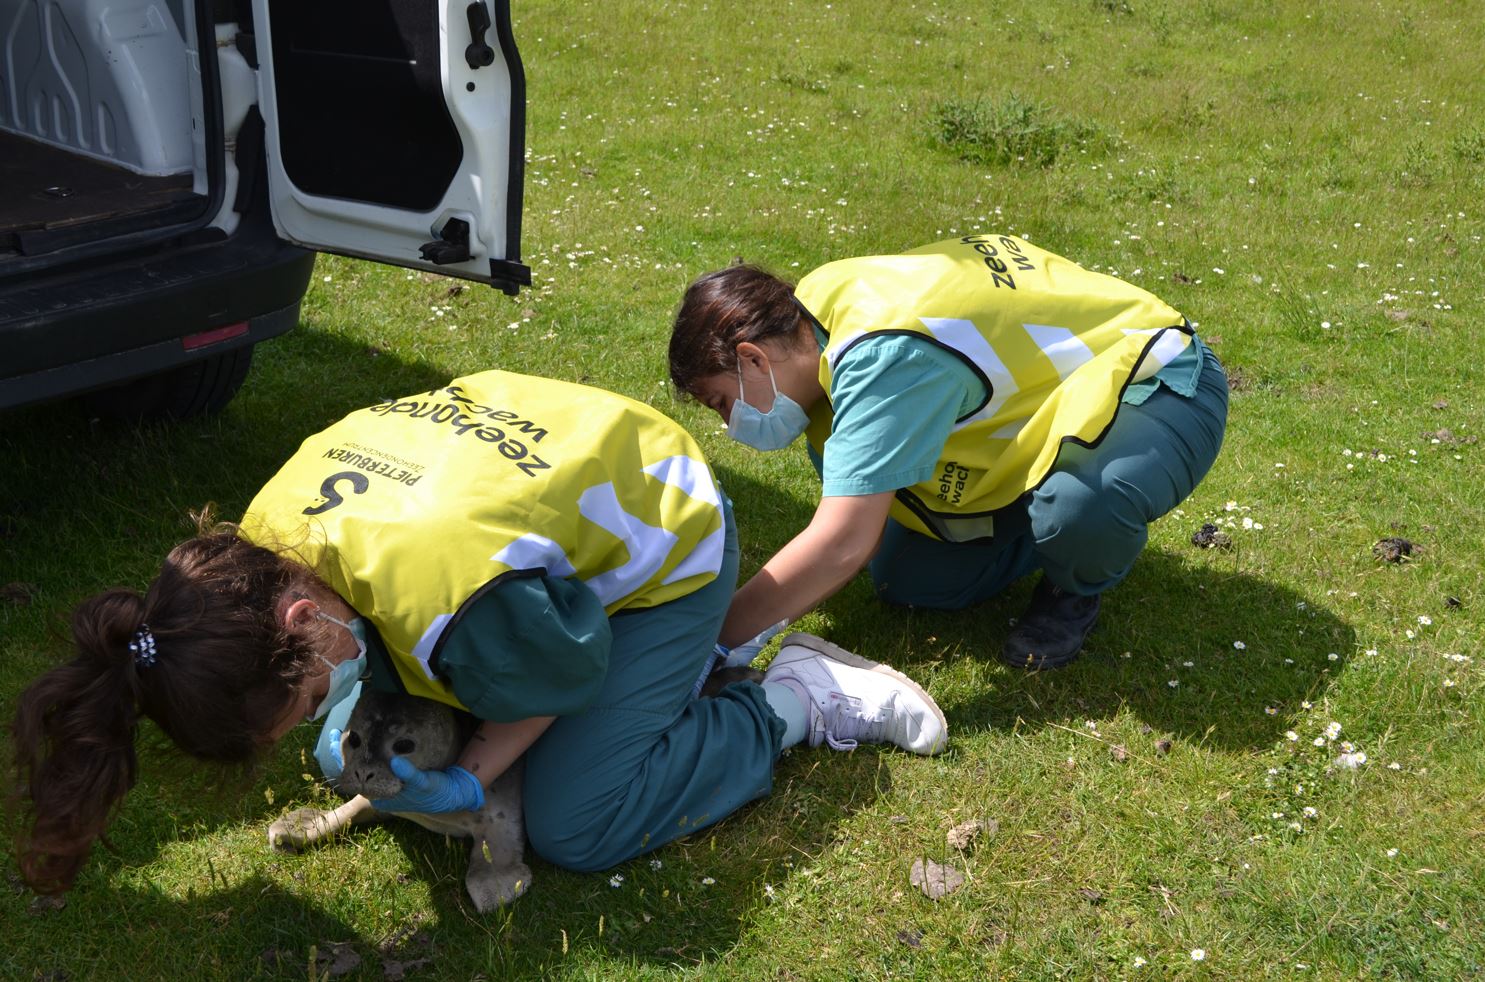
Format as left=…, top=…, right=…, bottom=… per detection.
left=870, top=341, right=1230, bottom=608
left=520, top=498, right=787, bottom=872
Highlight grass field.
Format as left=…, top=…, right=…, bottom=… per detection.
left=3, top=0, right=1483, bottom=978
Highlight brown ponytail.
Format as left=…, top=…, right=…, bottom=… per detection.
left=10, top=530, right=324, bottom=894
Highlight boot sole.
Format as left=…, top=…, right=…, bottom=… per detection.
left=774, top=632, right=949, bottom=754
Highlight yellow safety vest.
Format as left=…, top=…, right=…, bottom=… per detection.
left=797, top=234, right=1191, bottom=542
left=240, top=370, right=726, bottom=707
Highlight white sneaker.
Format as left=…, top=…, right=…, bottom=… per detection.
left=764, top=633, right=948, bottom=755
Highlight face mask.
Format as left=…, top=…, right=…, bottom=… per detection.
left=727, top=361, right=810, bottom=451
left=309, top=610, right=368, bottom=722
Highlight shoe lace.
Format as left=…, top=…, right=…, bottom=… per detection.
left=822, top=691, right=900, bottom=751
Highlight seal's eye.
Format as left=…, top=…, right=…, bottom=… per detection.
left=393, top=738, right=416, bottom=755
left=347, top=731, right=362, bottom=750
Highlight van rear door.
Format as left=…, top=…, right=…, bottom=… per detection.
left=252, top=1, right=528, bottom=293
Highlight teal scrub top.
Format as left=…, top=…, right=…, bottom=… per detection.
left=360, top=573, right=613, bottom=722
left=812, top=327, right=1205, bottom=497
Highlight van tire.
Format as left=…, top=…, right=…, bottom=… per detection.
left=83, top=346, right=255, bottom=420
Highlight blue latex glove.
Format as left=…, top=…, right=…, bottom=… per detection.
left=312, top=680, right=361, bottom=782
left=717, top=619, right=790, bottom=668
left=371, top=756, right=485, bottom=813
left=326, top=729, right=345, bottom=770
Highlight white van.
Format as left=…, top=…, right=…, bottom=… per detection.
left=1, top=0, right=527, bottom=417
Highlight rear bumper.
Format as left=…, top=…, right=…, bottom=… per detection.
left=0, top=219, right=314, bottom=411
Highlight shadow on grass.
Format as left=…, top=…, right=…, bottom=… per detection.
left=712, top=460, right=1355, bottom=753
left=831, top=549, right=1356, bottom=753
left=2, top=875, right=367, bottom=980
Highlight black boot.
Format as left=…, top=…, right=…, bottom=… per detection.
left=1000, top=577, right=1101, bottom=670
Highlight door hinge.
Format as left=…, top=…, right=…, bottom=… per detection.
left=419, top=217, right=472, bottom=265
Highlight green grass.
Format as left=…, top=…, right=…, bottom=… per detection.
left=931, top=94, right=1112, bottom=168
left=3, top=0, right=1483, bottom=977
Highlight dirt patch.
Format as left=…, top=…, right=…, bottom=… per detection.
left=1190, top=523, right=1232, bottom=549
left=1422, top=428, right=1476, bottom=446
left=1373, top=537, right=1418, bottom=563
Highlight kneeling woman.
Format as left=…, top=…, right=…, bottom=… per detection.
left=12, top=369, right=945, bottom=896
left=670, top=235, right=1229, bottom=668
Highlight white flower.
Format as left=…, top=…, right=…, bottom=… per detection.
left=1301, top=700, right=1313, bottom=710
left=1183, top=660, right=1195, bottom=667
left=1313, top=737, right=1327, bottom=747
left=1168, top=679, right=1180, bottom=688
left=1417, top=615, right=1433, bottom=626
left=609, top=874, right=624, bottom=887
left=1133, top=955, right=1147, bottom=968
left=1328, top=652, right=1340, bottom=662
left=1406, top=630, right=1416, bottom=640
left=1336, top=751, right=1367, bottom=769
left=1386, top=848, right=1399, bottom=857
left=1191, top=949, right=1207, bottom=961
left=1302, top=806, right=1318, bottom=818
left=1285, top=730, right=1299, bottom=742
left=649, top=858, right=663, bottom=870
left=1443, top=678, right=1456, bottom=688
left=701, top=876, right=716, bottom=885
left=1388, top=762, right=1402, bottom=770
left=1324, top=722, right=1342, bottom=740
left=1365, top=649, right=1378, bottom=657
left=1242, top=516, right=1255, bottom=529
left=1233, top=640, right=1247, bottom=650
left=1265, top=706, right=1278, bottom=716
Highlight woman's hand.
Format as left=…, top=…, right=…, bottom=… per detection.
left=716, top=619, right=790, bottom=668
left=371, top=758, right=485, bottom=813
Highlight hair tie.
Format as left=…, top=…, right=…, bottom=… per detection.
left=128, top=625, right=158, bottom=668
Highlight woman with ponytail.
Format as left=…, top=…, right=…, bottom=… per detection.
left=11, top=531, right=331, bottom=894
left=10, top=369, right=945, bottom=896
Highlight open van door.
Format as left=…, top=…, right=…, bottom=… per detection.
left=252, top=1, right=529, bottom=294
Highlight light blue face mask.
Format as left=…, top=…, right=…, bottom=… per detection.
left=309, top=610, right=368, bottom=722
left=727, top=361, right=810, bottom=452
